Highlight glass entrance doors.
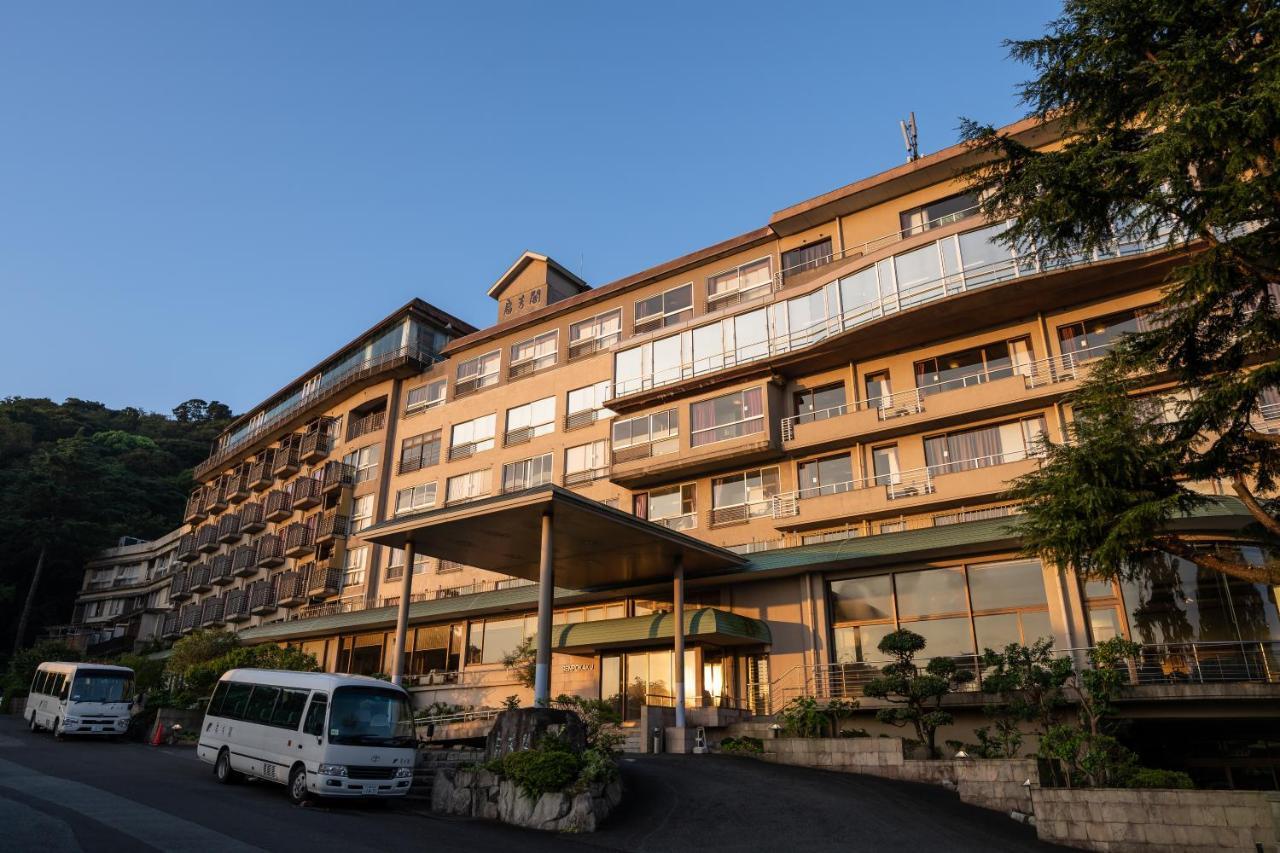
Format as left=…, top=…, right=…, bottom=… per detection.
left=601, top=649, right=697, bottom=721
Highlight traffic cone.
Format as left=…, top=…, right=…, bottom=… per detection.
left=150, top=719, right=164, bottom=746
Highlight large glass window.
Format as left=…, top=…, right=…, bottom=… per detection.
left=707, top=257, right=773, bottom=305
left=794, top=383, right=846, bottom=422
left=924, top=416, right=1047, bottom=475
left=690, top=388, right=764, bottom=447
left=566, top=380, right=613, bottom=428
left=342, top=445, right=380, bottom=484
left=635, top=283, right=693, bottom=331
left=1057, top=308, right=1155, bottom=362
left=914, top=338, right=1034, bottom=396
left=510, top=331, right=558, bottom=376
left=406, top=624, right=463, bottom=675
left=565, top=439, right=609, bottom=484
left=399, top=430, right=441, bottom=474
left=505, top=397, right=555, bottom=444
left=569, top=309, right=622, bottom=359
left=445, top=469, right=491, bottom=504
left=637, top=483, right=696, bottom=531
left=797, top=453, right=854, bottom=498
left=711, top=467, right=779, bottom=525
left=612, top=409, right=678, bottom=458
left=394, top=482, right=437, bottom=515
left=501, top=453, right=553, bottom=493
left=781, top=240, right=832, bottom=279
left=450, top=413, right=496, bottom=458
left=899, top=191, right=978, bottom=237
left=467, top=615, right=535, bottom=665
left=456, top=350, right=501, bottom=395
left=405, top=379, right=446, bottom=414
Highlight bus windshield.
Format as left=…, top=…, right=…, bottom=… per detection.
left=70, top=670, right=134, bottom=703
left=328, top=686, right=416, bottom=747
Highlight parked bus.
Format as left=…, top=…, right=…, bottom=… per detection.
left=25, top=662, right=135, bottom=738
left=196, top=669, right=417, bottom=804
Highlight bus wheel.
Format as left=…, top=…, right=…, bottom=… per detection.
left=215, top=748, right=242, bottom=784
left=28, top=714, right=39, bottom=733
left=288, top=764, right=311, bottom=805
left=52, top=719, right=64, bottom=740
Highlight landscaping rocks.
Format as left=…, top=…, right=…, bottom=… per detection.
left=432, top=767, right=622, bottom=833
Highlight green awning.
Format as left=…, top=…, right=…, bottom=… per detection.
left=547, top=607, right=771, bottom=653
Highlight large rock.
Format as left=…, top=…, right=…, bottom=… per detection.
left=485, top=707, right=587, bottom=761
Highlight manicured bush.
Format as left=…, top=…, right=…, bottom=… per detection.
left=1124, top=767, right=1194, bottom=789
left=719, top=735, right=764, bottom=754
left=500, top=740, right=584, bottom=798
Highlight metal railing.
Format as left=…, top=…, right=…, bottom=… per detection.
left=612, top=224, right=1168, bottom=399
left=611, top=435, right=680, bottom=465
left=347, top=410, right=386, bottom=442
left=414, top=707, right=502, bottom=727
left=197, top=345, right=438, bottom=479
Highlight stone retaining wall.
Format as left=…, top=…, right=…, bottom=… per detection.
left=1031, top=787, right=1280, bottom=852
left=955, top=759, right=1038, bottom=815
left=432, top=767, right=621, bottom=833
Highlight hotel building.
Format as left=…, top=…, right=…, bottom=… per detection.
left=63, top=118, right=1280, bottom=787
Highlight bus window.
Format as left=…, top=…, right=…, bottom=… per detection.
left=69, top=669, right=134, bottom=703
left=302, top=693, right=327, bottom=738
left=221, top=683, right=253, bottom=719
left=207, top=681, right=230, bottom=716
left=271, top=689, right=309, bottom=730
left=245, top=686, right=281, bottom=725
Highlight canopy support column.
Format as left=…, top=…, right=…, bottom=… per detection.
left=534, top=509, right=554, bottom=706
left=390, top=539, right=416, bottom=685
left=673, top=553, right=686, bottom=730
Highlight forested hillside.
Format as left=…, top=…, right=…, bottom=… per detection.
left=0, top=397, right=235, bottom=658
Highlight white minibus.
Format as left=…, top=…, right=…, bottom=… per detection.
left=26, top=662, right=135, bottom=738
left=196, top=669, right=417, bottom=804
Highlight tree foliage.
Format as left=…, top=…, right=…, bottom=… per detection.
left=975, top=638, right=1074, bottom=757
left=962, top=0, right=1280, bottom=584
left=164, top=629, right=318, bottom=702
left=0, top=397, right=234, bottom=656
left=863, top=628, right=973, bottom=758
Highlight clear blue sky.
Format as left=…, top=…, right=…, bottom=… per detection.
left=0, top=0, right=1060, bottom=416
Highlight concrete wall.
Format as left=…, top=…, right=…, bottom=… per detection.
left=1031, top=787, right=1280, bottom=853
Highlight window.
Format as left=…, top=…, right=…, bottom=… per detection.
left=635, top=483, right=696, bottom=531
left=899, top=191, right=978, bottom=237
left=781, top=240, right=832, bottom=279
left=565, top=439, right=609, bottom=485
left=466, top=615, right=535, bottom=665
left=399, top=430, right=442, bottom=474
left=1057, top=308, right=1154, bottom=363
left=707, top=257, right=772, bottom=305
left=864, top=371, right=892, bottom=409
left=405, top=379, right=446, bottom=414
left=394, top=482, right=437, bottom=514
left=914, top=338, right=1034, bottom=396
left=794, top=383, right=846, bottom=423
left=502, top=453, right=553, bottom=493
left=219, top=682, right=253, bottom=719
left=270, top=688, right=310, bottom=729
left=384, top=546, right=430, bottom=578
left=566, top=380, right=613, bottom=430
left=634, top=283, right=693, bottom=332
left=342, top=445, right=380, bottom=484
left=691, top=388, right=764, bottom=447
left=569, top=310, right=621, bottom=360
left=456, top=350, right=500, bottom=396
left=504, top=397, right=555, bottom=446
left=342, top=547, right=369, bottom=588
left=612, top=409, right=678, bottom=461
left=407, top=624, right=463, bottom=675
left=450, top=413, right=496, bottom=459
left=797, top=453, right=854, bottom=498
left=244, top=685, right=281, bottom=725
left=924, top=416, right=1047, bottom=475
left=302, top=693, right=328, bottom=737
left=711, top=467, right=779, bottom=526
left=350, top=494, right=374, bottom=532
left=870, top=445, right=900, bottom=486
left=446, top=469, right=491, bottom=504
left=509, top=330, right=558, bottom=378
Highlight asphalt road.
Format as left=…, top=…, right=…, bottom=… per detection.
left=0, top=714, right=1060, bottom=852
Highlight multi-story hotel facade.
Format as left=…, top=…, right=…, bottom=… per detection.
left=64, top=118, right=1280, bottom=786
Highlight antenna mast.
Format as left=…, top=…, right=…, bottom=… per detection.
left=900, top=112, right=919, bottom=162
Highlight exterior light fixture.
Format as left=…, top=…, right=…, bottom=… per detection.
left=769, top=723, right=783, bottom=739
left=954, top=749, right=970, bottom=759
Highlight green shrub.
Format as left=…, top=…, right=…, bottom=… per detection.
left=777, top=696, right=860, bottom=738
left=500, top=740, right=583, bottom=798
left=1124, top=767, right=1194, bottom=789
left=719, top=735, right=764, bottom=754
left=575, top=745, right=620, bottom=789
left=2, top=640, right=81, bottom=704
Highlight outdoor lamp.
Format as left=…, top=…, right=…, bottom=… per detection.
left=954, top=749, right=970, bottom=759
left=769, top=723, right=782, bottom=739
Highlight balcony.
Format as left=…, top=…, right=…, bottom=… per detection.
left=306, top=565, right=342, bottom=598
left=282, top=522, right=316, bottom=559
left=564, top=467, right=610, bottom=488
left=223, top=588, right=251, bottom=623
left=771, top=452, right=1043, bottom=531
left=238, top=500, right=266, bottom=534
left=264, top=489, right=293, bottom=523
left=316, top=511, right=349, bottom=545
left=226, top=466, right=251, bottom=504
left=318, top=460, right=354, bottom=494
left=204, top=477, right=229, bottom=515
left=230, top=542, right=260, bottom=577
left=200, top=596, right=225, bottom=628
left=564, top=408, right=605, bottom=432
left=161, top=611, right=181, bottom=638
left=208, top=553, right=233, bottom=586
left=248, top=577, right=279, bottom=615
left=195, top=524, right=220, bottom=554
left=300, top=426, right=334, bottom=465
left=290, top=476, right=322, bottom=511
left=707, top=500, right=775, bottom=529
left=273, top=438, right=302, bottom=479
left=187, top=562, right=212, bottom=594
left=184, top=488, right=207, bottom=524
left=256, top=533, right=285, bottom=569
left=176, top=533, right=199, bottom=563
left=568, top=335, right=616, bottom=363
left=168, top=568, right=191, bottom=601
left=216, top=511, right=242, bottom=545
left=276, top=567, right=310, bottom=607
left=611, top=432, right=781, bottom=489
left=248, top=449, right=276, bottom=491
left=179, top=603, right=200, bottom=633
left=347, top=410, right=386, bottom=442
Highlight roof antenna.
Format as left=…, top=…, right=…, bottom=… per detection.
left=900, top=112, right=919, bottom=162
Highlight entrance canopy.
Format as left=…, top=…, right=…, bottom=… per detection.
left=361, top=484, right=745, bottom=591
left=547, top=608, right=771, bottom=654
